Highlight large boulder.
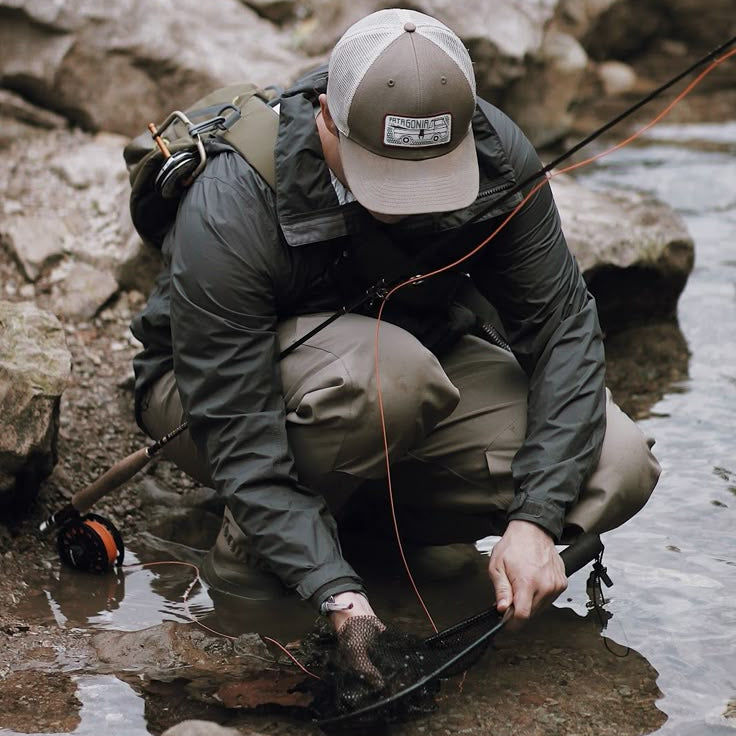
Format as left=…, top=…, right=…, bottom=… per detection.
left=502, top=30, right=589, bottom=147
left=293, top=0, right=564, bottom=100
left=0, top=300, right=71, bottom=508
left=551, top=174, right=694, bottom=331
left=0, top=127, right=159, bottom=314
left=580, top=0, right=736, bottom=62
left=0, top=0, right=306, bottom=137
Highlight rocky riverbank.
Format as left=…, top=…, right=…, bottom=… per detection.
left=2, top=1, right=734, bottom=734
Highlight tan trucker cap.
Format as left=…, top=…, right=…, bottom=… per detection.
left=326, top=8, right=479, bottom=215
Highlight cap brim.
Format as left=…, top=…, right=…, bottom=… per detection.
left=339, top=131, right=479, bottom=216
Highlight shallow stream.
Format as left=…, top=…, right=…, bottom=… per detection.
left=4, top=121, right=735, bottom=735
left=570, top=121, right=736, bottom=735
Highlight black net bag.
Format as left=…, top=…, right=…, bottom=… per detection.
left=311, top=608, right=508, bottom=728
left=310, top=532, right=604, bottom=729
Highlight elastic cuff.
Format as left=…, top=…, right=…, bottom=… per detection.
left=309, top=577, right=367, bottom=612
left=295, top=560, right=364, bottom=601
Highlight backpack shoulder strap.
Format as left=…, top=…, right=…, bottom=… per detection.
left=124, top=83, right=280, bottom=249
left=220, top=87, right=279, bottom=190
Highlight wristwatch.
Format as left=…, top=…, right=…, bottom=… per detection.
left=319, top=591, right=367, bottom=616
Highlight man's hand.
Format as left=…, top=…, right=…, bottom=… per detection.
left=488, top=520, right=567, bottom=628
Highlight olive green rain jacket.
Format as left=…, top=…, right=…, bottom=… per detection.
left=130, top=68, right=606, bottom=609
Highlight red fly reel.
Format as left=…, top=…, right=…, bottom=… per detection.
left=57, top=513, right=125, bottom=573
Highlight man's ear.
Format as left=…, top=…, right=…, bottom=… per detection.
left=318, top=94, right=339, bottom=137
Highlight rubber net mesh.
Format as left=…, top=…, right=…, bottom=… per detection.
left=308, top=611, right=501, bottom=726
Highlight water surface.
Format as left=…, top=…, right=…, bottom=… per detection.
left=572, top=121, right=736, bottom=735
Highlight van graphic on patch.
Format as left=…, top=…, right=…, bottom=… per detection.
left=384, top=114, right=452, bottom=147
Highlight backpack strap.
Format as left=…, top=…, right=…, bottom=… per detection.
left=125, top=83, right=281, bottom=249
left=221, top=87, right=279, bottom=191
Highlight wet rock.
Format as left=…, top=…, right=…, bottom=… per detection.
left=162, top=720, right=258, bottom=736
left=0, top=300, right=71, bottom=508
left=216, top=673, right=311, bottom=708
left=162, top=722, right=234, bottom=736
left=551, top=174, right=694, bottom=331
left=94, top=621, right=269, bottom=680
left=139, top=504, right=221, bottom=551
left=92, top=622, right=313, bottom=711
left=0, top=671, right=81, bottom=733
left=138, top=476, right=223, bottom=514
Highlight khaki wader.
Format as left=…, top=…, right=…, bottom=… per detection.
left=141, top=313, right=660, bottom=551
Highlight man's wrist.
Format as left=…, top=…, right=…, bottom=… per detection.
left=506, top=518, right=555, bottom=540
left=506, top=494, right=564, bottom=541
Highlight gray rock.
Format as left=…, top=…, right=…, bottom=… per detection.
left=581, top=0, right=735, bottom=64
left=0, top=212, right=71, bottom=282
left=0, top=0, right=306, bottom=137
left=0, top=127, right=159, bottom=298
left=0, top=89, right=68, bottom=129
left=0, top=300, right=71, bottom=507
left=46, top=261, right=119, bottom=321
left=596, top=59, right=638, bottom=96
left=551, top=174, right=694, bottom=330
left=503, top=30, right=589, bottom=147
left=243, top=0, right=302, bottom=24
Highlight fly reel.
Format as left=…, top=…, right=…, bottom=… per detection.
left=57, top=513, right=125, bottom=573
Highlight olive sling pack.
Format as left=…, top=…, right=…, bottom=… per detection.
left=123, top=83, right=280, bottom=249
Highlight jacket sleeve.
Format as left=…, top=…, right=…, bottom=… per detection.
left=167, top=153, right=363, bottom=605
left=470, top=106, right=607, bottom=541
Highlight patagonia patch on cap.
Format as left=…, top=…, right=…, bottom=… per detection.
left=384, top=114, right=452, bottom=148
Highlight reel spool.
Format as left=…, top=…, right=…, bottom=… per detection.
left=154, top=150, right=200, bottom=199
left=57, top=513, right=125, bottom=573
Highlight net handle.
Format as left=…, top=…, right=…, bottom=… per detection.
left=425, top=532, right=603, bottom=645
left=560, top=531, right=604, bottom=576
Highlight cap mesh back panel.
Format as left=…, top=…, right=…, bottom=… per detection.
left=328, top=28, right=402, bottom=134
left=327, top=8, right=476, bottom=136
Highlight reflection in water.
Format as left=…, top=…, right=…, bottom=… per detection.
left=605, top=322, right=690, bottom=421
left=0, top=675, right=147, bottom=736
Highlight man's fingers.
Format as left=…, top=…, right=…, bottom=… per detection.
left=488, top=560, right=513, bottom=612
left=511, top=581, right=533, bottom=621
